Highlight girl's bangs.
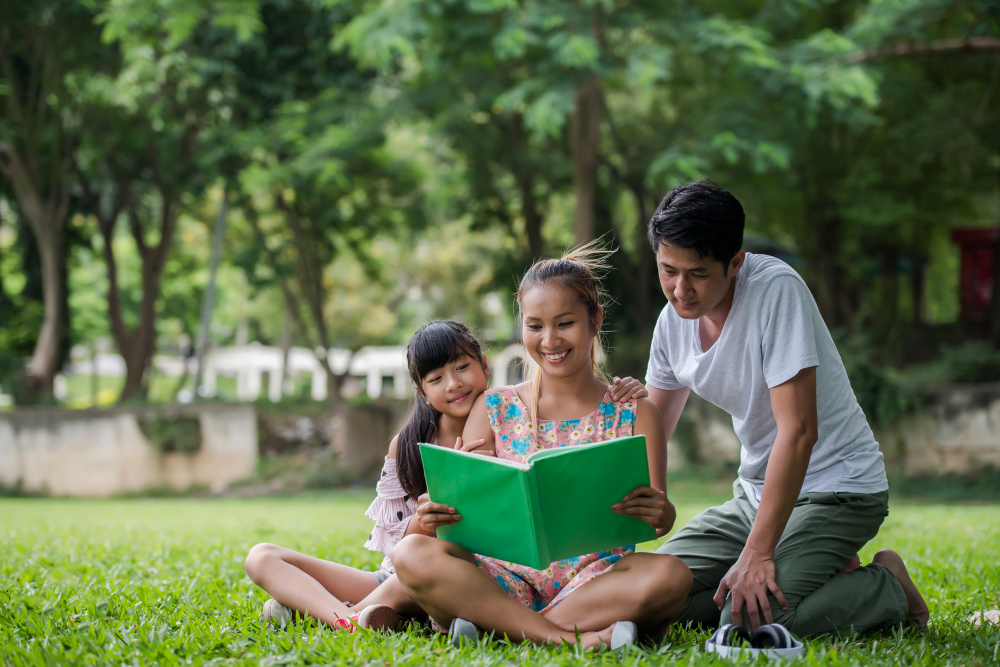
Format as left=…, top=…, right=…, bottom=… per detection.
left=410, top=325, right=478, bottom=379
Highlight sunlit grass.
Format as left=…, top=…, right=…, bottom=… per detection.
left=2, top=487, right=998, bottom=665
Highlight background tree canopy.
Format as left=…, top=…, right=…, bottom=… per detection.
left=1, top=0, right=998, bottom=407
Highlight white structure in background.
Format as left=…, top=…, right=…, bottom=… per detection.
left=58, top=343, right=530, bottom=402
left=490, top=343, right=528, bottom=387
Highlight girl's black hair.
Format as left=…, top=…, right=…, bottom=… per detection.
left=396, top=320, right=485, bottom=498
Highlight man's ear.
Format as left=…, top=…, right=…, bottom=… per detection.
left=729, top=249, right=747, bottom=276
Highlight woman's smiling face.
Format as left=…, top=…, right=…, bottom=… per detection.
left=519, top=281, right=602, bottom=380
left=418, top=353, right=489, bottom=418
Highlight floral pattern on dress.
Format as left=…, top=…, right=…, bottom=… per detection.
left=468, top=385, right=638, bottom=621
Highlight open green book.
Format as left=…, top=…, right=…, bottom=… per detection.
left=419, top=435, right=656, bottom=570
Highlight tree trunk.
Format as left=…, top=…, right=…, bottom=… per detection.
left=808, top=211, right=851, bottom=329
left=0, top=143, right=71, bottom=399
left=510, top=114, right=544, bottom=259
left=117, top=199, right=179, bottom=403
left=910, top=254, right=927, bottom=325
left=618, top=184, right=655, bottom=332
left=991, top=233, right=1000, bottom=347
left=279, top=304, right=293, bottom=396
left=880, top=247, right=898, bottom=323
left=91, top=182, right=180, bottom=404
left=571, top=76, right=601, bottom=244
left=25, top=225, right=66, bottom=398
left=194, top=195, right=228, bottom=399
left=991, top=175, right=1000, bottom=347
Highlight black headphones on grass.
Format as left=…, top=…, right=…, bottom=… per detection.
left=710, top=622, right=795, bottom=649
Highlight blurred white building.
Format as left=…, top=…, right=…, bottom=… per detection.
left=59, top=342, right=529, bottom=403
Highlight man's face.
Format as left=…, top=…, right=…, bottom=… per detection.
left=655, top=243, right=745, bottom=319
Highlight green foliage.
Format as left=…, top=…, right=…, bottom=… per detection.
left=1, top=494, right=999, bottom=665
left=138, top=415, right=202, bottom=453
left=935, top=342, right=1000, bottom=384
left=4, top=0, right=1000, bottom=405
left=894, top=466, right=1000, bottom=503
left=838, top=332, right=926, bottom=429
left=670, top=411, right=702, bottom=468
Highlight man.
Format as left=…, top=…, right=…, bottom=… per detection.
left=644, top=180, right=928, bottom=636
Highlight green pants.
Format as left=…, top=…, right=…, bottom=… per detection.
left=657, top=480, right=908, bottom=636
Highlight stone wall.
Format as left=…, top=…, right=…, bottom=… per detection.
left=674, top=384, right=1000, bottom=477
left=0, top=405, right=257, bottom=497
left=2, top=383, right=994, bottom=497
left=876, top=383, right=1000, bottom=476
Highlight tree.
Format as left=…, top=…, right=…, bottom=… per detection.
left=222, top=0, right=426, bottom=403
left=0, top=1, right=105, bottom=399
left=73, top=0, right=261, bottom=401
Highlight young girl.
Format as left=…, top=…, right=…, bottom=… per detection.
left=245, top=319, right=648, bottom=631
left=244, top=320, right=491, bottom=631
left=391, top=246, right=693, bottom=649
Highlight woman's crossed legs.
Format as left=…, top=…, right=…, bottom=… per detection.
left=391, top=534, right=692, bottom=649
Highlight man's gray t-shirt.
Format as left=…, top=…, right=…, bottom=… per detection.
left=645, top=252, right=887, bottom=507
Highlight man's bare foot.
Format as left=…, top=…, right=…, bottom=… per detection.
left=838, top=554, right=862, bottom=574
left=872, top=548, right=929, bottom=630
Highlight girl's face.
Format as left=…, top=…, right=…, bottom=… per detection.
left=419, top=353, right=489, bottom=418
left=520, top=282, right=602, bottom=381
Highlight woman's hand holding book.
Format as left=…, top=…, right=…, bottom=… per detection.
left=611, top=486, right=677, bottom=538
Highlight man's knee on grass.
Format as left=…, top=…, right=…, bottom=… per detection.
left=245, top=543, right=282, bottom=583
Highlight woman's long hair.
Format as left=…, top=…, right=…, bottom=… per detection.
left=396, top=320, right=485, bottom=498
left=516, top=240, right=614, bottom=442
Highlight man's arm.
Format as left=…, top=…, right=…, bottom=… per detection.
left=713, top=366, right=818, bottom=629
left=646, top=385, right=691, bottom=445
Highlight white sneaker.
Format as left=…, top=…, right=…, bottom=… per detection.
left=610, top=621, right=637, bottom=649
left=262, top=598, right=294, bottom=624
left=448, top=617, right=478, bottom=647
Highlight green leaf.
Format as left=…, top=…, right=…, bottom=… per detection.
left=524, top=88, right=575, bottom=138
left=493, top=25, right=534, bottom=60
left=554, top=34, right=599, bottom=68
left=626, top=45, right=673, bottom=90
left=466, top=0, right=517, bottom=13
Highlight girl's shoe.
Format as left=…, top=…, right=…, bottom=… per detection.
left=330, top=614, right=360, bottom=632
left=357, top=604, right=406, bottom=632
left=262, top=598, right=294, bottom=624
left=331, top=613, right=361, bottom=632
left=448, top=617, right=478, bottom=647
left=610, top=621, right=637, bottom=650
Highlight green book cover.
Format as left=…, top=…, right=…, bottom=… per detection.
left=419, top=436, right=656, bottom=570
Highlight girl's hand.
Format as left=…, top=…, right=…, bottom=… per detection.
left=453, top=437, right=495, bottom=456
left=608, top=376, right=648, bottom=403
left=415, top=493, right=461, bottom=532
left=612, top=486, right=677, bottom=537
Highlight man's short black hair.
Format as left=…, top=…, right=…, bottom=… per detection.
left=647, top=179, right=745, bottom=267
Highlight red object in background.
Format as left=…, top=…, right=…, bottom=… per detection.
left=951, top=228, right=999, bottom=323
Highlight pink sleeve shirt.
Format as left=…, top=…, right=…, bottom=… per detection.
left=363, top=456, right=421, bottom=574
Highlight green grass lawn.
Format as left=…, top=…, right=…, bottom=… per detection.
left=2, top=484, right=998, bottom=666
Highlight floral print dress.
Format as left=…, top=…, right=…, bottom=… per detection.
left=474, top=385, right=639, bottom=615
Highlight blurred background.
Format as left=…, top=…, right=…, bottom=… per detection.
left=1, top=0, right=998, bottom=499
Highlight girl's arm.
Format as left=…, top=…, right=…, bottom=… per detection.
left=460, top=394, right=496, bottom=454
left=612, top=397, right=677, bottom=537
left=404, top=397, right=497, bottom=536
